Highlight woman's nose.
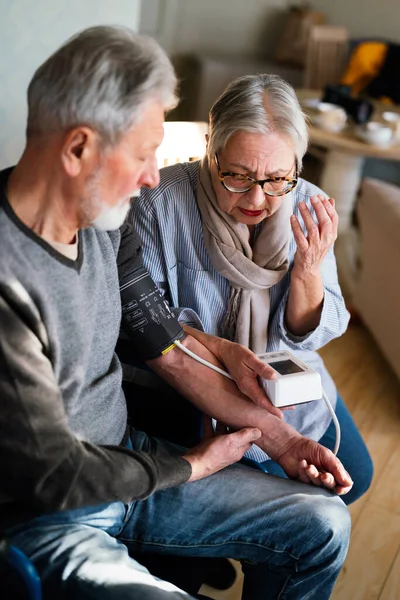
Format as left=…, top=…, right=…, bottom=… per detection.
left=246, top=184, right=266, bottom=208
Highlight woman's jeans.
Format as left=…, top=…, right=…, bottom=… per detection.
left=6, top=429, right=351, bottom=600
left=262, top=394, right=374, bottom=505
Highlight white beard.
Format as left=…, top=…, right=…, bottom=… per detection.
left=91, top=189, right=141, bottom=231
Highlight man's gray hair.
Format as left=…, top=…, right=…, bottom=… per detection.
left=27, top=25, right=178, bottom=145
left=207, top=74, right=308, bottom=171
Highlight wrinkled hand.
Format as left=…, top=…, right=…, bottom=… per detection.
left=276, top=436, right=353, bottom=495
left=184, top=427, right=261, bottom=482
left=291, top=194, right=338, bottom=276
left=217, top=338, right=293, bottom=418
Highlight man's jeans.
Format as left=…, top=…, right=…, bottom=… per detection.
left=6, top=430, right=351, bottom=600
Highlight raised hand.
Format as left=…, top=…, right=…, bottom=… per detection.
left=291, top=194, right=338, bottom=277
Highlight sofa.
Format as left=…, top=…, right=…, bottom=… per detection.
left=353, top=177, right=400, bottom=381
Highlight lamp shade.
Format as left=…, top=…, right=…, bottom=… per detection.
left=156, top=121, right=208, bottom=167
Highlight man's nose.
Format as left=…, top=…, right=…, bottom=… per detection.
left=141, top=158, right=160, bottom=189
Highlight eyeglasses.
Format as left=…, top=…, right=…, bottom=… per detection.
left=215, top=154, right=298, bottom=197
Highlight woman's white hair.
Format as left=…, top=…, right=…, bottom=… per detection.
left=27, top=25, right=178, bottom=146
left=207, top=73, right=308, bottom=171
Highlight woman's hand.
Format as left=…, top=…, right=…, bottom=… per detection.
left=291, top=194, right=338, bottom=277
left=217, top=338, right=295, bottom=419
left=181, top=325, right=295, bottom=418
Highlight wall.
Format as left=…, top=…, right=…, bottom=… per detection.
left=141, top=0, right=400, bottom=56
left=141, top=0, right=400, bottom=57
left=0, top=0, right=141, bottom=168
left=140, top=0, right=288, bottom=58
left=311, top=0, right=400, bottom=43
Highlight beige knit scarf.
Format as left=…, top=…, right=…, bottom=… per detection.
left=196, top=156, right=292, bottom=354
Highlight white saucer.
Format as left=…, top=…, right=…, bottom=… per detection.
left=301, top=98, right=320, bottom=110
left=354, top=124, right=395, bottom=148
left=311, top=114, right=347, bottom=133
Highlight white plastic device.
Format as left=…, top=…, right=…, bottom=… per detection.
left=173, top=341, right=340, bottom=455
left=257, top=351, right=322, bottom=408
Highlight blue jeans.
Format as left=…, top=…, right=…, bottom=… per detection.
left=6, top=430, right=351, bottom=600
left=260, top=395, right=373, bottom=505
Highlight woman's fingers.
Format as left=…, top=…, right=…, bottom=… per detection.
left=321, top=197, right=339, bottom=233
left=299, top=201, right=320, bottom=245
left=293, top=196, right=338, bottom=268
left=311, top=195, right=331, bottom=225
left=300, top=196, right=338, bottom=250
left=311, top=196, right=334, bottom=244
left=314, top=194, right=338, bottom=235
left=290, top=214, right=308, bottom=252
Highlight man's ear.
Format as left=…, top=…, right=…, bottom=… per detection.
left=61, top=127, right=99, bottom=177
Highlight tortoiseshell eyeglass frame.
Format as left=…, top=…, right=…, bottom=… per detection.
left=215, top=154, right=298, bottom=197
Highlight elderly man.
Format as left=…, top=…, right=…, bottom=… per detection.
left=0, top=26, right=352, bottom=600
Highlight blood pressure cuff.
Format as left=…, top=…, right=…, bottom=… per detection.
left=117, top=221, right=185, bottom=361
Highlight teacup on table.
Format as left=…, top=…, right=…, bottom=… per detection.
left=312, top=102, right=347, bottom=133
left=355, top=121, right=393, bottom=147
left=382, top=111, right=400, bottom=141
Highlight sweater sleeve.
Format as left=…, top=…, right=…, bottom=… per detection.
left=0, top=278, right=191, bottom=515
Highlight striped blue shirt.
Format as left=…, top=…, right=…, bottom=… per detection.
left=130, top=160, right=350, bottom=461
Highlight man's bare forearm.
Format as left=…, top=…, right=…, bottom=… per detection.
left=182, top=325, right=224, bottom=357
left=147, top=334, right=301, bottom=460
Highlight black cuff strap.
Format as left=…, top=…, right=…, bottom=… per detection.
left=120, top=266, right=185, bottom=361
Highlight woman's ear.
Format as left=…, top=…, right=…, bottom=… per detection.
left=205, top=133, right=209, bottom=145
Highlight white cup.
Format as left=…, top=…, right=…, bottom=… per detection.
left=313, top=103, right=347, bottom=133
left=382, top=111, right=400, bottom=141
left=355, top=121, right=393, bottom=146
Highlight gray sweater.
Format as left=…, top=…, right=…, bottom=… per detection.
left=0, top=167, right=191, bottom=531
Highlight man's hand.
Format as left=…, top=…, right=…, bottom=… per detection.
left=276, top=437, right=353, bottom=496
left=183, top=427, right=261, bottom=482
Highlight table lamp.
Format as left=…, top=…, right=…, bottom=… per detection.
left=156, top=121, right=208, bottom=167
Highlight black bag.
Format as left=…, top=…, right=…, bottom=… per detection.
left=367, top=43, right=400, bottom=105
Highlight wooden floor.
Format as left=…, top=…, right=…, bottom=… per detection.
left=200, top=322, right=400, bottom=600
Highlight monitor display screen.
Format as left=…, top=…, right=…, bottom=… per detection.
left=269, top=359, right=304, bottom=375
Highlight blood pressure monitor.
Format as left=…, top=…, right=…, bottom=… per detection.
left=258, top=351, right=322, bottom=408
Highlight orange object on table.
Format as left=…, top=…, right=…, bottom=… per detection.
left=341, top=42, right=388, bottom=95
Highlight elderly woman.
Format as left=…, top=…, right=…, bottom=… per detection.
left=130, top=74, right=373, bottom=504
